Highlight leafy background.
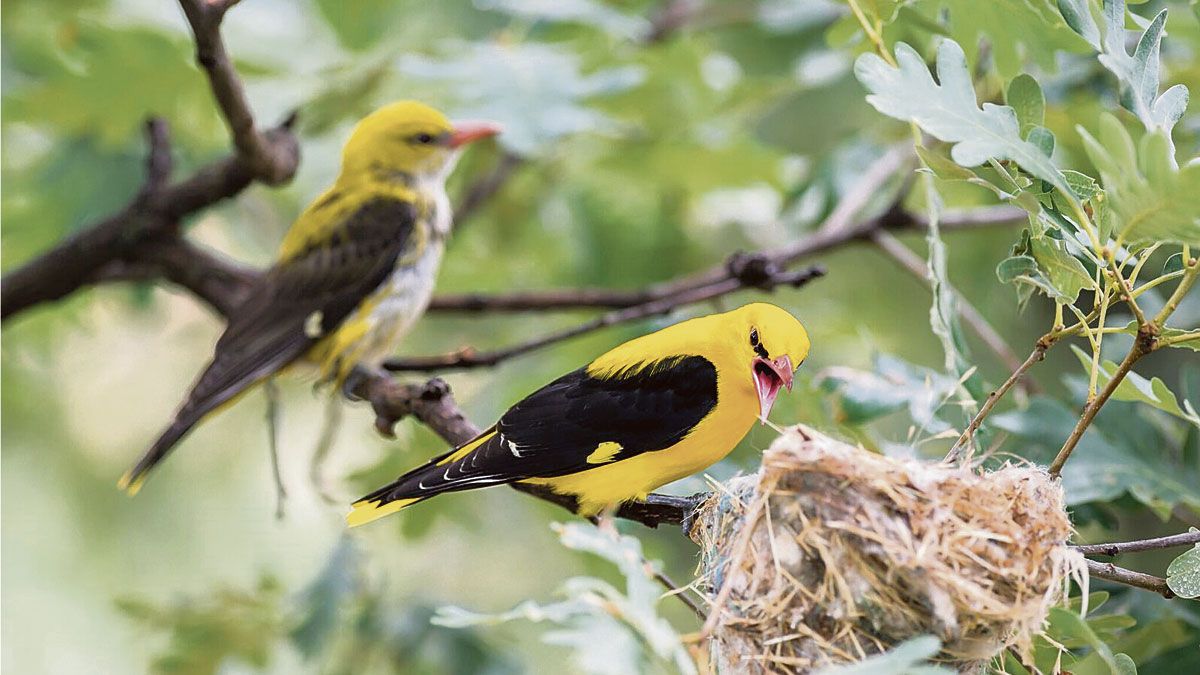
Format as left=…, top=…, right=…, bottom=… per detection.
left=2, top=0, right=1198, bottom=673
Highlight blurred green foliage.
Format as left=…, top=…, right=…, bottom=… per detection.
left=3, top=0, right=1199, bottom=673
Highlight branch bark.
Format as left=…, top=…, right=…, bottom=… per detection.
left=1086, top=559, right=1175, bottom=599
left=385, top=262, right=826, bottom=372
left=1074, top=531, right=1200, bottom=557
left=1, top=0, right=300, bottom=321
left=177, top=0, right=298, bottom=185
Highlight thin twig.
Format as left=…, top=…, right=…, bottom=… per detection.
left=1104, top=250, right=1148, bottom=328
left=1, top=2, right=298, bottom=321
left=177, top=0, right=298, bottom=184
left=385, top=265, right=826, bottom=372
left=1153, top=252, right=1198, bottom=326
left=1086, top=559, right=1175, bottom=599
left=1074, top=531, right=1200, bottom=557
left=1048, top=331, right=1154, bottom=476
left=945, top=336, right=1055, bottom=464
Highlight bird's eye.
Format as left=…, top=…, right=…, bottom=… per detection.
left=749, top=328, right=759, bottom=346
left=413, top=133, right=435, bottom=145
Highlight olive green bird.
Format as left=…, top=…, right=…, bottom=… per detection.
left=119, top=101, right=500, bottom=494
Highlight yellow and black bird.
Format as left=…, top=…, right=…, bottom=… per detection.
left=120, top=101, right=500, bottom=494
left=348, top=302, right=809, bottom=526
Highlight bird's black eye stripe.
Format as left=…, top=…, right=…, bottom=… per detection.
left=750, top=327, right=769, bottom=358
left=413, top=133, right=435, bottom=144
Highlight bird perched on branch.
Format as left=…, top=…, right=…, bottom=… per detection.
left=348, top=302, right=809, bottom=526
left=120, top=101, right=500, bottom=494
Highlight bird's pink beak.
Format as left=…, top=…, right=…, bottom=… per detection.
left=448, top=121, right=502, bottom=148
left=752, top=355, right=794, bottom=423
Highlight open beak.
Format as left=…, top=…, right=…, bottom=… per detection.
left=752, top=355, right=794, bottom=423
left=448, top=120, right=502, bottom=148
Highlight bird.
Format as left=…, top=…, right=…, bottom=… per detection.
left=119, top=101, right=501, bottom=495
left=347, top=302, right=810, bottom=526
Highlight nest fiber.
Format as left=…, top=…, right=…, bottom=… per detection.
left=691, top=425, right=1080, bottom=673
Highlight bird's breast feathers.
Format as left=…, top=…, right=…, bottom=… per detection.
left=305, top=186, right=448, bottom=375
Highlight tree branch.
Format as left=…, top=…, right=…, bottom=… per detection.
left=1, top=1, right=298, bottom=321
left=385, top=263, right=826, bottom=372
left=177, top=0, right=298, bottom=185
left=1085, top=559, right=1175, bottom=599
left=945, top=336, right=1053, bottom=463
left=1074, top=531, right=1200, bottom=557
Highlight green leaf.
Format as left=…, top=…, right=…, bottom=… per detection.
left=434, top=523, right=697, bottom=675
left=1058, top=0, right=1102, bottom=49
left=1028, top=125, right=1056, bottom=158
left=1071, top=345, right=1200, bottom=427
left=816, top=355, right=962, bottom=434
left=1063, top=169, right=1101, bottom=200
left=855, top=40, right=1070, bottom=196
left=1162, top=252, right=1184, bottom=274
left=1160, top=329, right=1200, bottom=352
left=1078, top=115, right=1200, bottom=245
left=1030, top=235, right=1093, bottom=302
left=1092, top=1, right=1190, bottom=142
left=996, top=253, right=1077, bottom=302
left=1165, top=534, right=1200, bottom=599
left=916, top=145, right=978, bottom=181
left=1046, top=607, right=1133, bottom=675
left=1007, top=73, right=1046, bottom=136
left=994, top=396, right=1200, bottom=517
left=930, top=0, right=1091, bottom=78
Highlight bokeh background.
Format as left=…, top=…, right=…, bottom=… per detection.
left=3, top=0, right=1198, bottom=673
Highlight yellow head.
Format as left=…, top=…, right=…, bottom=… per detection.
left=338, top=100, right=500, bottom=183
left=591, top=302, right=810, bottom=422
left=714, top=302, right=810, bottom=421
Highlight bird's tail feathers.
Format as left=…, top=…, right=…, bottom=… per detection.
left=346, top=494, right=424, bottom=527
left=119, top=415, right=201, bottom=495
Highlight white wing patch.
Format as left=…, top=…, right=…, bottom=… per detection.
left=304, top=310, right=324, bottom=338
left=507, top=439, right=523, bottom=458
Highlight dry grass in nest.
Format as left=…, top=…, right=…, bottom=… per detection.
left=690, top=425, right=1083, bottom=673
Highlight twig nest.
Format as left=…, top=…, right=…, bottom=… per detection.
left=690, top=425, right=1081, bottom=673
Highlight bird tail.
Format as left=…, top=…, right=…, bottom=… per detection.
left=347, top=430, right=497, bottom=527
left=346, top=494, right=425, bottom=527
left=118, top=412, right=204, bottom=496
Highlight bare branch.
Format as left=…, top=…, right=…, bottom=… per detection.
left=946, top=336, right=1054, bottom=463
left=1048, top=330, right=1155, bottom=477
left=177, top=0, right=298, bottom=184
left=427, top=205, right=1025, bottom=314
left=1074, top=531, right=1200, bottom=557
left=384, top=264, right=825, bottom=372
left=91, top=238, right=257, bottom=316
left=1086, top=559, right=1175, bottom=598
left=1, top=1, right=298, bottom=322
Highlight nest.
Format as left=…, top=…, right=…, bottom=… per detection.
left=690, top=425, right=1082, bottom=674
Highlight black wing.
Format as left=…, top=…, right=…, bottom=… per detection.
left=124, top=198, right=417, bottom=488
left=357, top=355, right=719, bottom=504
